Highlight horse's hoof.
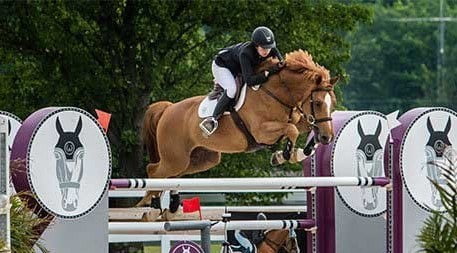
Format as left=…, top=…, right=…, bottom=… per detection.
left=169, top=194, right=180, bottom=213
left=161, top=209, right=178, bottom=221
left=141, top=210, right=161, bottom=221
left=283, top=150, right=291, bottom=161
left=270, top=151, right=286, bottom=166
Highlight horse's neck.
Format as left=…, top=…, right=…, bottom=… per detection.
left=265, top=76, right=316, bottom=106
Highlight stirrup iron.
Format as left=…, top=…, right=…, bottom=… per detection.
left=199, top=117, right=219, bottom=136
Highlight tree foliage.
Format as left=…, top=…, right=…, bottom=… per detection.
left=344, top=0, right=457, bottom=114
left=0, top=0, right=372, bottom=178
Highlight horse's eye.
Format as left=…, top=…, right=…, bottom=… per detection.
left=315, top=101, right=323, bottom=107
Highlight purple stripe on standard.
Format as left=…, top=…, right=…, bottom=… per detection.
left=316, top=111, right=355, bottom=253
left=372, top=177, right=390, bottom=186
left=11, top=107, right=57, bottom=195
left=298, top=219, right=316, bottom=229
left=389, top=107, right=429, bottom=253
left=110, top=179, right=131, bottom=188
left=9, top=107, right=59, bottom=240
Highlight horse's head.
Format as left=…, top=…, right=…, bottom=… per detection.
left=271, top=50, right=337, bottom=144
left=54, top=116, right=84, bottom=211
left=424, top=116, right=452, bottom=207
left=357, top=120, right=383, bottom=162
left=299, top=76, right=338, bottom=144
left=426, top=116, right=452, bottom=158
left=356, top=120, right=384, bottom=210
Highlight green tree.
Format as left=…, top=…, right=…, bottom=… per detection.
left=344, top=0, right=457, bottom=114
left=0, top=0, right=372, bottom=179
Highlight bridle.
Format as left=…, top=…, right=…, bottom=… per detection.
left=259, top=70, right=334, bottom=132
left=262, top=230, right=298, bottom=253
left=307, top=86, right=334, bottom=130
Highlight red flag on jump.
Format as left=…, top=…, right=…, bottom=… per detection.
left=95, top=109, right=111, bottom=133
left=182, top=197, right=202, bottom=220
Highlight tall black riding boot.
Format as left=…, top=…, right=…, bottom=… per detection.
left=199, top=91, right=234, bottom=136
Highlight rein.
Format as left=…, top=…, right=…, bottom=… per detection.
left=259, top=70, right=333, bottom=128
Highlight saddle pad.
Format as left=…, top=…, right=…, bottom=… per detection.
left=198, top=84, right=248, bottom=118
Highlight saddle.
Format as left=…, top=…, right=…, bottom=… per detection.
left=198, top=76, right=273, bottom=152
left=208, top=75, right=244, bottom=103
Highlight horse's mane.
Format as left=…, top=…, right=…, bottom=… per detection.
left=259, top=49, right=330, bottom=83
left=285, top=49, right=330, bottom=82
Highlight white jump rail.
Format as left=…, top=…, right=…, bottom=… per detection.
left=110, top=177, right=390, bottom=191
left=110, top=219, right=316, bottom=253
left=109, top=219, right=316, bottom=234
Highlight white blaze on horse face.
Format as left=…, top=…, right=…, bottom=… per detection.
left=324, top=93, right=332, bottom=116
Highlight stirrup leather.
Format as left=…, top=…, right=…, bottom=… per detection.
left=199, top=117, right=219, bottom=136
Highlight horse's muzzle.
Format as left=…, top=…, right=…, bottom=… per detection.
left=318, top=134, right=332, bottom=145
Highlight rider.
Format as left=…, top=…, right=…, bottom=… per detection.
left=200, top=26, right=285, bottom=136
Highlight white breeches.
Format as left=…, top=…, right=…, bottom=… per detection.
left=212, top=60, right=237, bottom=99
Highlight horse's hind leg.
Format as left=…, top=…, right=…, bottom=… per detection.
left=180, top=147, right=222, bottom=176
left=136, top=146, right=192, bottom=207
left=134, top=161, right=162, bottom=207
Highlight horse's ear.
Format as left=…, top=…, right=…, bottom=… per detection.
left=375, top=120, right=382, bottom=137
left=56, top=117, right=64, bottom=135
left=75, top=116, right=83, bottom=135
left=357, top=120, right=365, bottom=137
left=427, top=117, right=434, bottom=134
left=330, top=76, right=340, bottom=86
left=444, top=116, right=451, bottom=135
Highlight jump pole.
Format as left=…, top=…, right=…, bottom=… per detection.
left=110, top=219, right=317, bottom=253
left=110, top=177, right=390, bottom=191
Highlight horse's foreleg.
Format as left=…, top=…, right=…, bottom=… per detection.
left=254, top=122, right=300, bottom=166
left=136, top=190, right=161, bottom=207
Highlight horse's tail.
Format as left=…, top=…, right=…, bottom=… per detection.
left=142, top=101, right=173, bottom=163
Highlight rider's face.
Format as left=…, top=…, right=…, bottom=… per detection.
left=256, top=46, right=271, bottom=57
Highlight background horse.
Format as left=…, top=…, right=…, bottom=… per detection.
left=258, top=229, right=300, bottom=253
left=138, top=50, right=338, bottom=207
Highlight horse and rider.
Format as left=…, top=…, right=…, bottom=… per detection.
left=138, top=26, right=338, bottom=208
left=138, top=26, right=338, bottom=252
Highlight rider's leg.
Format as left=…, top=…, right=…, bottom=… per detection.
left=200, top=61, right=236, bottom=135
left=200, top=91, right=234, bottom=135
left=212, top=60, right=237, bottom=99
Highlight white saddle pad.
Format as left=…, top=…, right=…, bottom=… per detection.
left=198, top=84, right=249, bottom=118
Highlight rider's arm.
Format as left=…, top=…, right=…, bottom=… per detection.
left=240, top=52, right=268, bottom=86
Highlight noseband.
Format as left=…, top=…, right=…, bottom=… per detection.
left=307, top=87, right=334, bottom=127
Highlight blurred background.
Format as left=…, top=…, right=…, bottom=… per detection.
left=0, top=0, right=455, bottom=191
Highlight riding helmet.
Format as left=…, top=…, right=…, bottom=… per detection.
left=251, top=26, right=276, bottom=49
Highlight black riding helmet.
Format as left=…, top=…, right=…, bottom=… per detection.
left=251, top=26, right=276, bottom=49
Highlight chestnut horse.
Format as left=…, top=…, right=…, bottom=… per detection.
left=138, top=50, right=338, bottom=207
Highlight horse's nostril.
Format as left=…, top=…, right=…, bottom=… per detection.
left=321, top=135, right=329, bottom=143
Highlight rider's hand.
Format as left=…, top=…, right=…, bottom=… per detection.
left=268, top=65, right=281, bottom=76
left=277, top=61, right=285, bottom=68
